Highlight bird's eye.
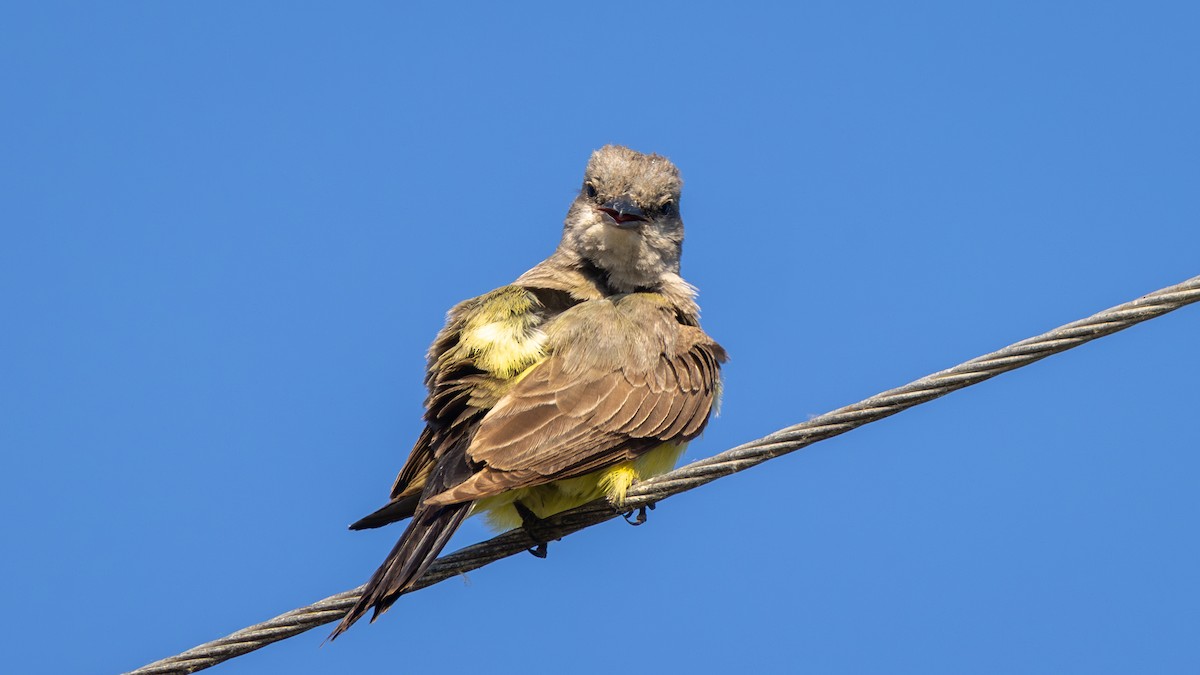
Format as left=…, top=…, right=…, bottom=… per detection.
left=661, top=198, right=677, bottom=215
left=584, top=182, right=598, bottom=199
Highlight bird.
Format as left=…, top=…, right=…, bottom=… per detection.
left=330, top=144, right=727, bottom=639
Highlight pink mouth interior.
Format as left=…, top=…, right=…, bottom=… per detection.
left=600, top=208, right=646, bottom=224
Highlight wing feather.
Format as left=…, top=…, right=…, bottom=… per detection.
left=425, top=301, right=727, bottom=507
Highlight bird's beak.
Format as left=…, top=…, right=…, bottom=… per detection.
left=598, top=197, right=647, bottom=229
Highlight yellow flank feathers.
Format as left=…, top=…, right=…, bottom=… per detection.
left=472, top=442, right=687, bottom=530
left=598, top=464, right=637, bottom=505
left=458, top=288, right=547, bottom=379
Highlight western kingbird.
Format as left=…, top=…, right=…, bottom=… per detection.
left=331, top=145, right=726, bottom=638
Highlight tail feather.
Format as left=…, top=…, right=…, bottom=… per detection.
left=330, top=501, right=472, bottom=640
left=347, top=495, right=420, bottom=530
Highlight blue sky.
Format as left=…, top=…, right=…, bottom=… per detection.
left=3, top=3, right=1199, bottom=674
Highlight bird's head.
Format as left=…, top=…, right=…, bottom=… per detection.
left=560, top=145, right=685, bottom=293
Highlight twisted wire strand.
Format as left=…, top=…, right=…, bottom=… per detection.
left=125, top=274, right=1200, bottom=675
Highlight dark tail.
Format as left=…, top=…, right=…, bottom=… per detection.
left=348, top=495, right=420, bottom=530
left=329, top=501, right=472, bottom=640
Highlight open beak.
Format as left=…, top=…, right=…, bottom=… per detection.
left=598, top=197, right=647, bottom=229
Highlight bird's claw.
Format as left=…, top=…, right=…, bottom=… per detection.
left=622, top=502, right=655, bottom=526
left=514, top=501, right=555, bottom=558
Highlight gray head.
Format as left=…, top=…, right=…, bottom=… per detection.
left=559, top=145, right=685, bottom=293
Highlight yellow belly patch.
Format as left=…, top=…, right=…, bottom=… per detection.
left=472, top=442, right=687, bottom=531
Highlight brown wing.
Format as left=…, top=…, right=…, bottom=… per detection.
left=423, top=321, right=725, bottom=507
left=350, top=286, right=556, bottom=529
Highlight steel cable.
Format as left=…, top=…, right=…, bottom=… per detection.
left=125, top=274, right=1200, bottom=675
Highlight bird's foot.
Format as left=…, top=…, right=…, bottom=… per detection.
left=622, top=501, right=656, bottom=526
left=514, top=501, right=556, bottom=558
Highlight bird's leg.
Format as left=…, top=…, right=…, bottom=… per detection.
left=514, top=501, right=554, bottom=558
left=622, top=501, right=656, bottom=526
